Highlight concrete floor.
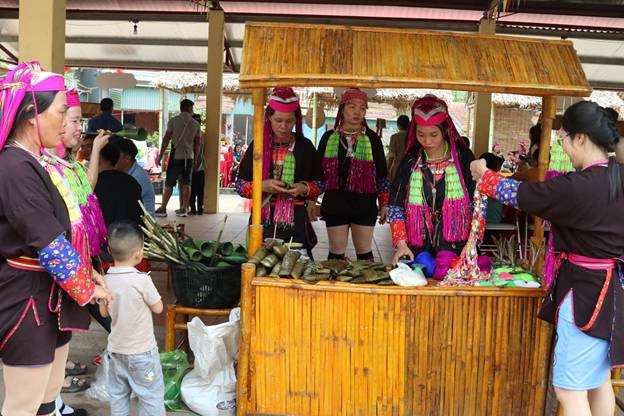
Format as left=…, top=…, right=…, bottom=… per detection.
left=0, top=192, right=395, bottom=415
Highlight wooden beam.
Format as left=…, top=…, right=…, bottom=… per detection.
left=18, top=0, right=66, bottom=73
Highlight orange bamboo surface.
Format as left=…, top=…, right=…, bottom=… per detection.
left=239, top=22, right=591, bottom=97
left=238, top=275, right=552, bottom=416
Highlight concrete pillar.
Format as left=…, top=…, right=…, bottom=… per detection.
left=203, top=8, right=225, bottom=214
left=472, top=17, right=496, bottom=159
left=18, top=0, right=66, bottom=73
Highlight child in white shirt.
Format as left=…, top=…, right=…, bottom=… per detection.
left=100, top=221, right=165, bottom=416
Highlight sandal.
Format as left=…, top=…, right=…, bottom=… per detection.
left=65, top=360, right=87, bottom=376
left=61, top=377, right=90, bottom=394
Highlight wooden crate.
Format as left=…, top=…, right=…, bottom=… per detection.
left=238, top=266, right=552, bottom=416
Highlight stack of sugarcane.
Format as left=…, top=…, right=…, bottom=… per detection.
left=249, top=241, right=394, bottom=285
left=140, top=204, right=246, bottom=269
left=141, top=205, right=190, bottom=264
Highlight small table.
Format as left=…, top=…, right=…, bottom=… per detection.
left=164, top=303, right=232, bottom=352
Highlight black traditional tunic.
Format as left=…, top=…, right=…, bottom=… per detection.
left=517, top=166, right=624, bottom=366
left=388, top=143, right=475, bottom=254
left=0, top=148, right=89, bottom=365
left=236, top=134, right=325, bottom=253
left=318, top=128, right=390, bottom=226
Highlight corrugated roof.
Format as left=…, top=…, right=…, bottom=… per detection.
left=240, top=22, right=592, bottom=97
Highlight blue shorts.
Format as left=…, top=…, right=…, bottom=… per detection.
left=552, top=293, right=610, bottom=390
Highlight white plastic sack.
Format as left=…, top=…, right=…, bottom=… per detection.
left=85, top=351, right=110, bottom=402
left=181, top=368, right=236, bottom=416
left=389, top=262, right=428, bottom=286
left=181, top=310, right=240, bottom=416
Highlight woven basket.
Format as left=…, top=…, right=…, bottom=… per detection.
left=170, top=263, right=241, bottom=308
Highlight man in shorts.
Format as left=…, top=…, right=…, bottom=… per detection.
left=155, top=99, right=201, bottom=217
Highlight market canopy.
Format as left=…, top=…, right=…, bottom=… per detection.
left=239, top=22, right=592, bottom=97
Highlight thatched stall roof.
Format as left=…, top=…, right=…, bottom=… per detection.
left=151, top=72, right=243, bottom=95
left=587, top=90, right=624, bottom=109
left=240, top=22, right=591, bottom=97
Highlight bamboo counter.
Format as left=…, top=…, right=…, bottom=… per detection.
left=237, top=264, right=552, bottom=416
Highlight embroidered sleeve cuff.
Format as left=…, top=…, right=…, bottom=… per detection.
left=378, top=191, right=390, bottom=208
left=38, top=233, right=95, bottom=306
left=477, top=169, right=520, bottom=209
left=390, top=220, right=408, bottom=247
left=477, top=169, right=501, bottom=198
left=235, top=179, right=253, bottom=199
left=305, top=180, right=323, bottom=201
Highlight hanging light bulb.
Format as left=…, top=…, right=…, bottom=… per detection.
left=130, top=20, right=139, bottom=36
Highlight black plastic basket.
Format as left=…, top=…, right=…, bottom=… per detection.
left=170, top=263, right=241, bottom=308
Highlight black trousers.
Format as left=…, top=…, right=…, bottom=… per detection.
left=190, top=170, right=205, bottom=212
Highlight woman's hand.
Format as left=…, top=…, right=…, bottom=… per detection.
left=392, top=240, right=414, bottom=265
left=285, top=182, right=308, bottom=198
left=92, top=270, right=107, bottom=289
left=92, top=285, right=113, bottom=306
left=92, top=130, right=111, bottom=153
left=262, top=179, right=288, bottom=194
left=378, top=206, right=388, bottom=225
left=470, top=159, right=488, bottom=181
left=306, top=201, right=319, bottom=222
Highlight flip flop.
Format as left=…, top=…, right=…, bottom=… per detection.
left=65, top=360, right=87, bottom=376
left=61, top=377, right=90, bottom=394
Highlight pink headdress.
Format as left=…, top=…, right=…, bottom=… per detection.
left=335, top=88, right=369, bottom=129
left=405, top=94, right=467, bottom=156
left=0, top=61, right=65, bottom=152
left=262, top=87, right=302, bottom=180
left=66, top=89, right=81, bottom=108
left=55, top=88, right=82, bottom=158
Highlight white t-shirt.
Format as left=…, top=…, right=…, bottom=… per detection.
left=105, top=266, right=162, bottom=355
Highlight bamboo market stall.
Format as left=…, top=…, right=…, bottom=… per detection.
left=236, top=22, right=592, bottom=416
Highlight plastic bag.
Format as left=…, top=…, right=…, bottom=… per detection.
left=160, top=349, right=190, bottom=411
left=389, top=262, right=427, bottom=286
left=85, top=351, right=110, bottom=402
left=181, top=309, right=240, bottom=416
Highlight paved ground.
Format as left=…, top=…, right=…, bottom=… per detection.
left=0, top=191, right=396, bottom=415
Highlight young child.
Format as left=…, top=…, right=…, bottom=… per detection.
left=99, top=221, right=165, bottom=416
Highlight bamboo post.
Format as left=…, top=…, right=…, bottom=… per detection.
left=164, top=304, right=176, bottom=352
left=312, top=92, right=318, bottom=146
left=531, top=96, right=556, bottom=274
left=237, top=262, right=256, bottom=416
left=248, top=88, right=267, bottom=258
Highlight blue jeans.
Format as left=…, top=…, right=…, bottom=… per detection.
left=108, top=347, right=165, bottom=416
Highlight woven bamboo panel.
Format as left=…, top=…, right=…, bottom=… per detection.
left=241, top=279, right=552, bottom=416
left=239, top=22, right=591, bottom=97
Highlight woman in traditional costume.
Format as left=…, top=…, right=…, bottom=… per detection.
left=0, top=61, right=111, bottom=416
left=471, top=100, right=624, bottom=416
left=318, top=88, right=389, bottom=261
left=47, top=89, right=110, bottom=414
left=389, top=95, right=475, bottom=274
left=236, top=87, right=325, bottom=257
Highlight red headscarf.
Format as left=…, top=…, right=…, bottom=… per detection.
left=334, top=88, right=369, bottom=130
